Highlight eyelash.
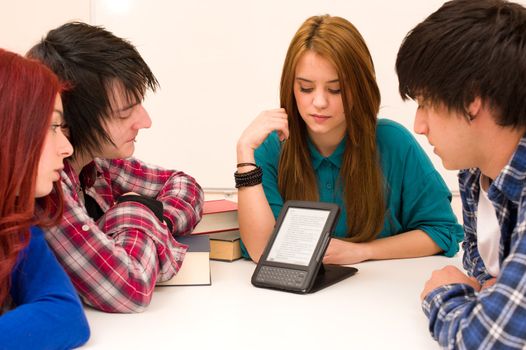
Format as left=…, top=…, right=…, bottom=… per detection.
left=299, top=87, right=341, bottom=95
left=119, top=103, right=140, bottom=119
left=51, top=123, right=68, bottom=133
left=51, top=123, right=61, bottom=132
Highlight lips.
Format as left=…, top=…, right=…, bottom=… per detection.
left=311, top=114, right=331, bottom=123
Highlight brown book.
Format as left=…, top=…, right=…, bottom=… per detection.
left=192, top=200, right=238, bottom=234
left=209, top=230, right=242, bottom=262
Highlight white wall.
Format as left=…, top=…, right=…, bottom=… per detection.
left=0, top=0, right=90, bottom=54
left=91, top=0, right=459, bottom=191
left=5, top=0, right=525, bottom=192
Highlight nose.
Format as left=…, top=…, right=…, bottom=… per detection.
left=59, top=130, right=74, bottom=158
left=312, top=90, right=328, bottom=110
left=413, top=108, right=428, bottom=135
left=134, top=104, right=152, bottom=130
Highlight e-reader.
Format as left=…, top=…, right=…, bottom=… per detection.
left=251, top=200, right=357, bottom=293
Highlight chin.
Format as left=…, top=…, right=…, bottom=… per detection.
left=441, top=160, right=461, bottom=171
left=113, top=146, right=135, bottom=159
left=125, top=144, right=135, bottom=158
left=35, top=184, right=53, bottom=198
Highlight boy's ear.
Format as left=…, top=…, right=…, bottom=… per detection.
left=467, top=97, right=482, bottom=119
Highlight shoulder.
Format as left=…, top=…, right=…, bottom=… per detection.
left=27, top=227, right=46, bottom=252
left=376, top=118, right=432, bottom=170
left=376, top=118, right=420, bottom=151
left=14, top=227, right=47, bottom=273
left=255, top=132, right=282, bottom=162
left=257, top=132, right=281, bottom=153
left=29, top=226, right=45, bottom=240
left=96, top=157, right=166, bottom=174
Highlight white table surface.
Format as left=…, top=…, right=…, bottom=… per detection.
left=82, top=254, right=463, bottom=350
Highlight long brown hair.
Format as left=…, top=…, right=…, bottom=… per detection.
left=278, top=15, right=384, bottom=241
left=0, top=49, right=64, bottom=308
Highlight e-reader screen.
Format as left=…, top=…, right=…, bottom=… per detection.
left=252, top=201, right=357, bottom=294
left=266, top=207, right=330, bottom=266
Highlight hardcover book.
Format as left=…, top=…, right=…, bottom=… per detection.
left=192, top=200, right=238, bottom=234
left=209, top=230, right=242, bottom=262
left=157, top=234, right=211, bottom=286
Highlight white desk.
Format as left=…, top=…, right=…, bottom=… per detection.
left=82, top=255, right=463, bottom=350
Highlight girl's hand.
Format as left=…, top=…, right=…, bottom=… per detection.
left=237, top=109, right=289, bottom=157
left=323, top=238, right=369, bottom=265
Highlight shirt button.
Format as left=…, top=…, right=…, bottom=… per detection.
left=82, top=224, right=90, bottom=231
left=326, top=183, right=332, bottom=190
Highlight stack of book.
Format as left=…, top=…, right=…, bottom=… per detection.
left=157, top=199, right=242, bottom=287
left=157, top=234, right=211, bottom=286
left=192, top=199, right=242, bottom=262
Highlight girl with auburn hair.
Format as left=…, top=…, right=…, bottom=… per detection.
left=236, top=15, right=463, bottom=264
left=0, top=48, right=89, bottom=349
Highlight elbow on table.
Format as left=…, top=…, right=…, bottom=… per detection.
left=91, top=297, right=151, bottom=314
left=82, top=287, right=153, bottom=314
left=74, top=314, right=91, bottom=348
left=57, top=297, right=91, bottom=348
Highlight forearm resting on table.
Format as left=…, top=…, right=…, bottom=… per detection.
left=237, top=186, right=275, bottom=263
left=352, top=229, right=442, bottom=261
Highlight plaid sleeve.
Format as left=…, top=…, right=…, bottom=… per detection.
left=462, top=229, right=493, bottom=284
left=423, top=232, right=526, bottom=349
left=103, top=158, right=204, bottom=236
left=45, top=180, right=188, bottom=313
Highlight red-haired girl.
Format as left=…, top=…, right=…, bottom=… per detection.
left=0, top=48, right=89, bottom=349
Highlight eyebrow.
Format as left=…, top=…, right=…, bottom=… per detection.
left=296, top=77, right=340, bottom=84
left=117, top=102, right=140, bottom=112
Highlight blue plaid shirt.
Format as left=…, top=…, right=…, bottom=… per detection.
left=423, top=138, right=526, bottom=349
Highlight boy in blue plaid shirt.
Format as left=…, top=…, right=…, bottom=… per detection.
left=396, top=0, right=526, bottom=348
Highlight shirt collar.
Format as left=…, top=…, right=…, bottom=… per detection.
left=491, top=136, right=526, bottom=204
left=64, top=159, right=100, bottom=190
left=307, top=136, right=346, bottom=170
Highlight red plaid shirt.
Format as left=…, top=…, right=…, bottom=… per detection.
left=42, top=158, right=203, bottom=313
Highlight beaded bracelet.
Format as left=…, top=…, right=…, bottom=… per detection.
left=234, top=165, right=263, bottom=188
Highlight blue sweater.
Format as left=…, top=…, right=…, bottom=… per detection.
left=0, top=227, right=90, bottom=350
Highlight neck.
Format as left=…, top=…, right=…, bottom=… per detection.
left=479, top=128, right=524, bottom=180
left=69, top=153, right=95, bottom=175
left=308, top=129, right=345, bottom=157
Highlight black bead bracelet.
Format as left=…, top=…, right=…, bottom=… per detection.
left=234, top=165, right=263, bottom=188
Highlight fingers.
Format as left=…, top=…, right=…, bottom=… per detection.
left=238, top=108, right=291, bottom=160
left=420, top=287, right=428, bottom=301
left=481, top=277, right=497, bottom=290
left=322, top=254, right=333, bottom=264
left=259, top=110, right=289, bottom=144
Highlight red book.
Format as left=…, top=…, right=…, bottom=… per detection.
left=191, top=200, right=238, bottom=234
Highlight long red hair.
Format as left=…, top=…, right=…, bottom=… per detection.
left=0, top=49, right=65, bottom=308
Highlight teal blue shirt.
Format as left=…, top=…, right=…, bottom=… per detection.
left=243, top=118, right=463, bottom=258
